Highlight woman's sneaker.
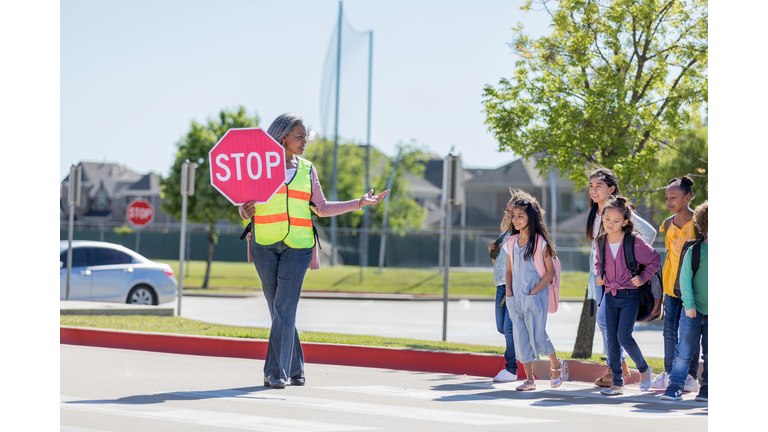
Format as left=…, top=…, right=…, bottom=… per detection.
left=493, top=369, right=517, bottom=382
left=650, top=371, right=669, bottom=389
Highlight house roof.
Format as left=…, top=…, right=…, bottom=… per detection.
left=464, top=157, right=577, bottom=189
left=62, top=161, right=160, bottom=197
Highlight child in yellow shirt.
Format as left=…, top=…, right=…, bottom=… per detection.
left=651, top=176, right=702, bottom=392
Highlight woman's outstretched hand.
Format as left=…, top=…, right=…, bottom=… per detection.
left=360, top=189, right=389, bottom=207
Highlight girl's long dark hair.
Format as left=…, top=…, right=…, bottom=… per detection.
left=586, top=168, right=621, bottom=242
left=508, top=189, right=556, bottom=261
left=602, top=195, right=635, bottom=236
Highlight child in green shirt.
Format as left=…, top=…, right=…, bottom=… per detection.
left=661, top=200, right=708, bottom=402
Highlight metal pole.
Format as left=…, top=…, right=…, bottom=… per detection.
left=442, top=155, right=453, bottom=341
left=438, top=157, right=448, bottom=269
left=177, top=160, right=189, bottom=316
left=377, top=149, right=401, bottom=271
left=330, top=0, right=343, bottom=266
left=360, top=30, right=373, bottom=282
left=549, top=167, right=557, bottom=242
left=66, top=165, right=76, bottom=301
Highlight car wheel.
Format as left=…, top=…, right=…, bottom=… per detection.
left=127, top=285, right=157, bottom=305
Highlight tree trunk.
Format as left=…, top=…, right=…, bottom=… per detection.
left=202, top=223, right=215, bottom=289
left=572, top=288, right=597, bottom=359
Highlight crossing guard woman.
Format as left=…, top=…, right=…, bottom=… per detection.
left=239, top=113, right=389, bottom=389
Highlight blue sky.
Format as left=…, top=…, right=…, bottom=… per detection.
left=59, top=0, right=555, bottom=181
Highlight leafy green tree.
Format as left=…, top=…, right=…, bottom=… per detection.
left=648, top=114, right=708, bottom=226
left=160, top=106, right=259, bottom=288
left=303, top=137, right=427, bottom=230
left=483, top=0, right=708, bottom=195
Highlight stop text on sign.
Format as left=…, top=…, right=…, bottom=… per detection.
left=127, top=206, right=153, bottom=220
left=214, top=151, right=282, bottom=181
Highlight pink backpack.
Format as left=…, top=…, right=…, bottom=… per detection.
left=504, top=233, right=562, bottom=313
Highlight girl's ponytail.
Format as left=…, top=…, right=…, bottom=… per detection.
left=603, top=195, right=635, bottom=235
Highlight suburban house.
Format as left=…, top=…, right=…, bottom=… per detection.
left=60, top=161, right=173, bottom=225
left=405, top=154, right=590, bottom=234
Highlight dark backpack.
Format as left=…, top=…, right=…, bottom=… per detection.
left=597, top=233, right=662, bottom=323
left=672, top=239, right=703, bottom=298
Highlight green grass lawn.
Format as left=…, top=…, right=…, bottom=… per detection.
left=60, top=315, right=661, bottom=372
left=159, top=260, right=589, bottom=298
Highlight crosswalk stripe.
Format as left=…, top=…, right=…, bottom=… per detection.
left=168, top=389, right=552, bottom=426
left=318, top=385, right=705, bottom=420
left=61, top=395, right=374, bottom=432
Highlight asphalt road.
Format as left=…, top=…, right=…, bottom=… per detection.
left=60, top=344, right=706, bottom=432
left=168, top=295, right=665, bottom=358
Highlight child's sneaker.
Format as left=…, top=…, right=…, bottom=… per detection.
left=695, top=383, right=708, bottom=402
left=650, top=371, right=670, bottom=389
left=639, top=366, right=653, bottom=391
left=684, top=374, right=700, bottom=392
left=493, top=369, right=517, bottom=382
left=661, top=383, right=683, bottom=401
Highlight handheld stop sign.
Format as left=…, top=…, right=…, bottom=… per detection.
left=208, top=128, right=286, bottom=205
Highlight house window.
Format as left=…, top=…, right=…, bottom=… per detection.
left=96, top=192, right=108, bottom=211
left=559, top=192, right=572, bottom=214
left=575, top=193, right=587, bottom=213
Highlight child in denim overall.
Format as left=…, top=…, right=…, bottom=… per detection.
left=502, top=190, right=565, bottom=391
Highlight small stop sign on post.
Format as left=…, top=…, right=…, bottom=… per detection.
left=126, top=199, right=154, bottom=227
left=208, top=128, right=286, bottom=205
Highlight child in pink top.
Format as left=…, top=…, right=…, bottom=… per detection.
left=594, top=196, right=661, bottom=395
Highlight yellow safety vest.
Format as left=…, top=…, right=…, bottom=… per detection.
left=251, top=157, right=315, bottom=248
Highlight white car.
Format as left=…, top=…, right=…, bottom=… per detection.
left=60, top=240, right=178, bottom=305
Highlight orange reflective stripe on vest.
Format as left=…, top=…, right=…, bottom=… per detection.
left=253, top=213, right=288, bottom=224
left=289, top=217, right=313, bottom=227
left=287, top=189, right=311, bottom=201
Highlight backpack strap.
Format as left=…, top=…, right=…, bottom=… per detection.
left=693, top=223, right=703, bottom=240
left=661, top=215, right=674, bottom=234
left=623, top=233, right=638, bottom=278
left=596, top=234, right=607, bottom=307
left=691, top=240, right=701, bottom=278
left=673, top=239, right=701, bottom=297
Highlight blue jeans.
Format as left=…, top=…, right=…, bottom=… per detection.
left=596, top=284, right=626, bottom=363
left=663, top=294, right=700, bottom=377
left=669, top=310, right=707, bottom=389
left=605, top=289, right=649, bottom=386
left=495, top=285, right=517, bottom=374
left=250, top=240, right=313, bottom=380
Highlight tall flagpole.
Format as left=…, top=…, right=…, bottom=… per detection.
left=361, top=29, right=373, bottom=282
left=331, top=1, right=343, bottom=266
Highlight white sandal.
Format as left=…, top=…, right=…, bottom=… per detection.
left=551, top=359, right=567, bottom=388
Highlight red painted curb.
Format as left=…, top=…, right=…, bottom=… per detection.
left=60, top=327, right=507, bottom=377
left=60, top=327, right=616, bottom=382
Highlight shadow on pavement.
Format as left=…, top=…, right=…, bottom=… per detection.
left=63, top=386, right=271, bottom=406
